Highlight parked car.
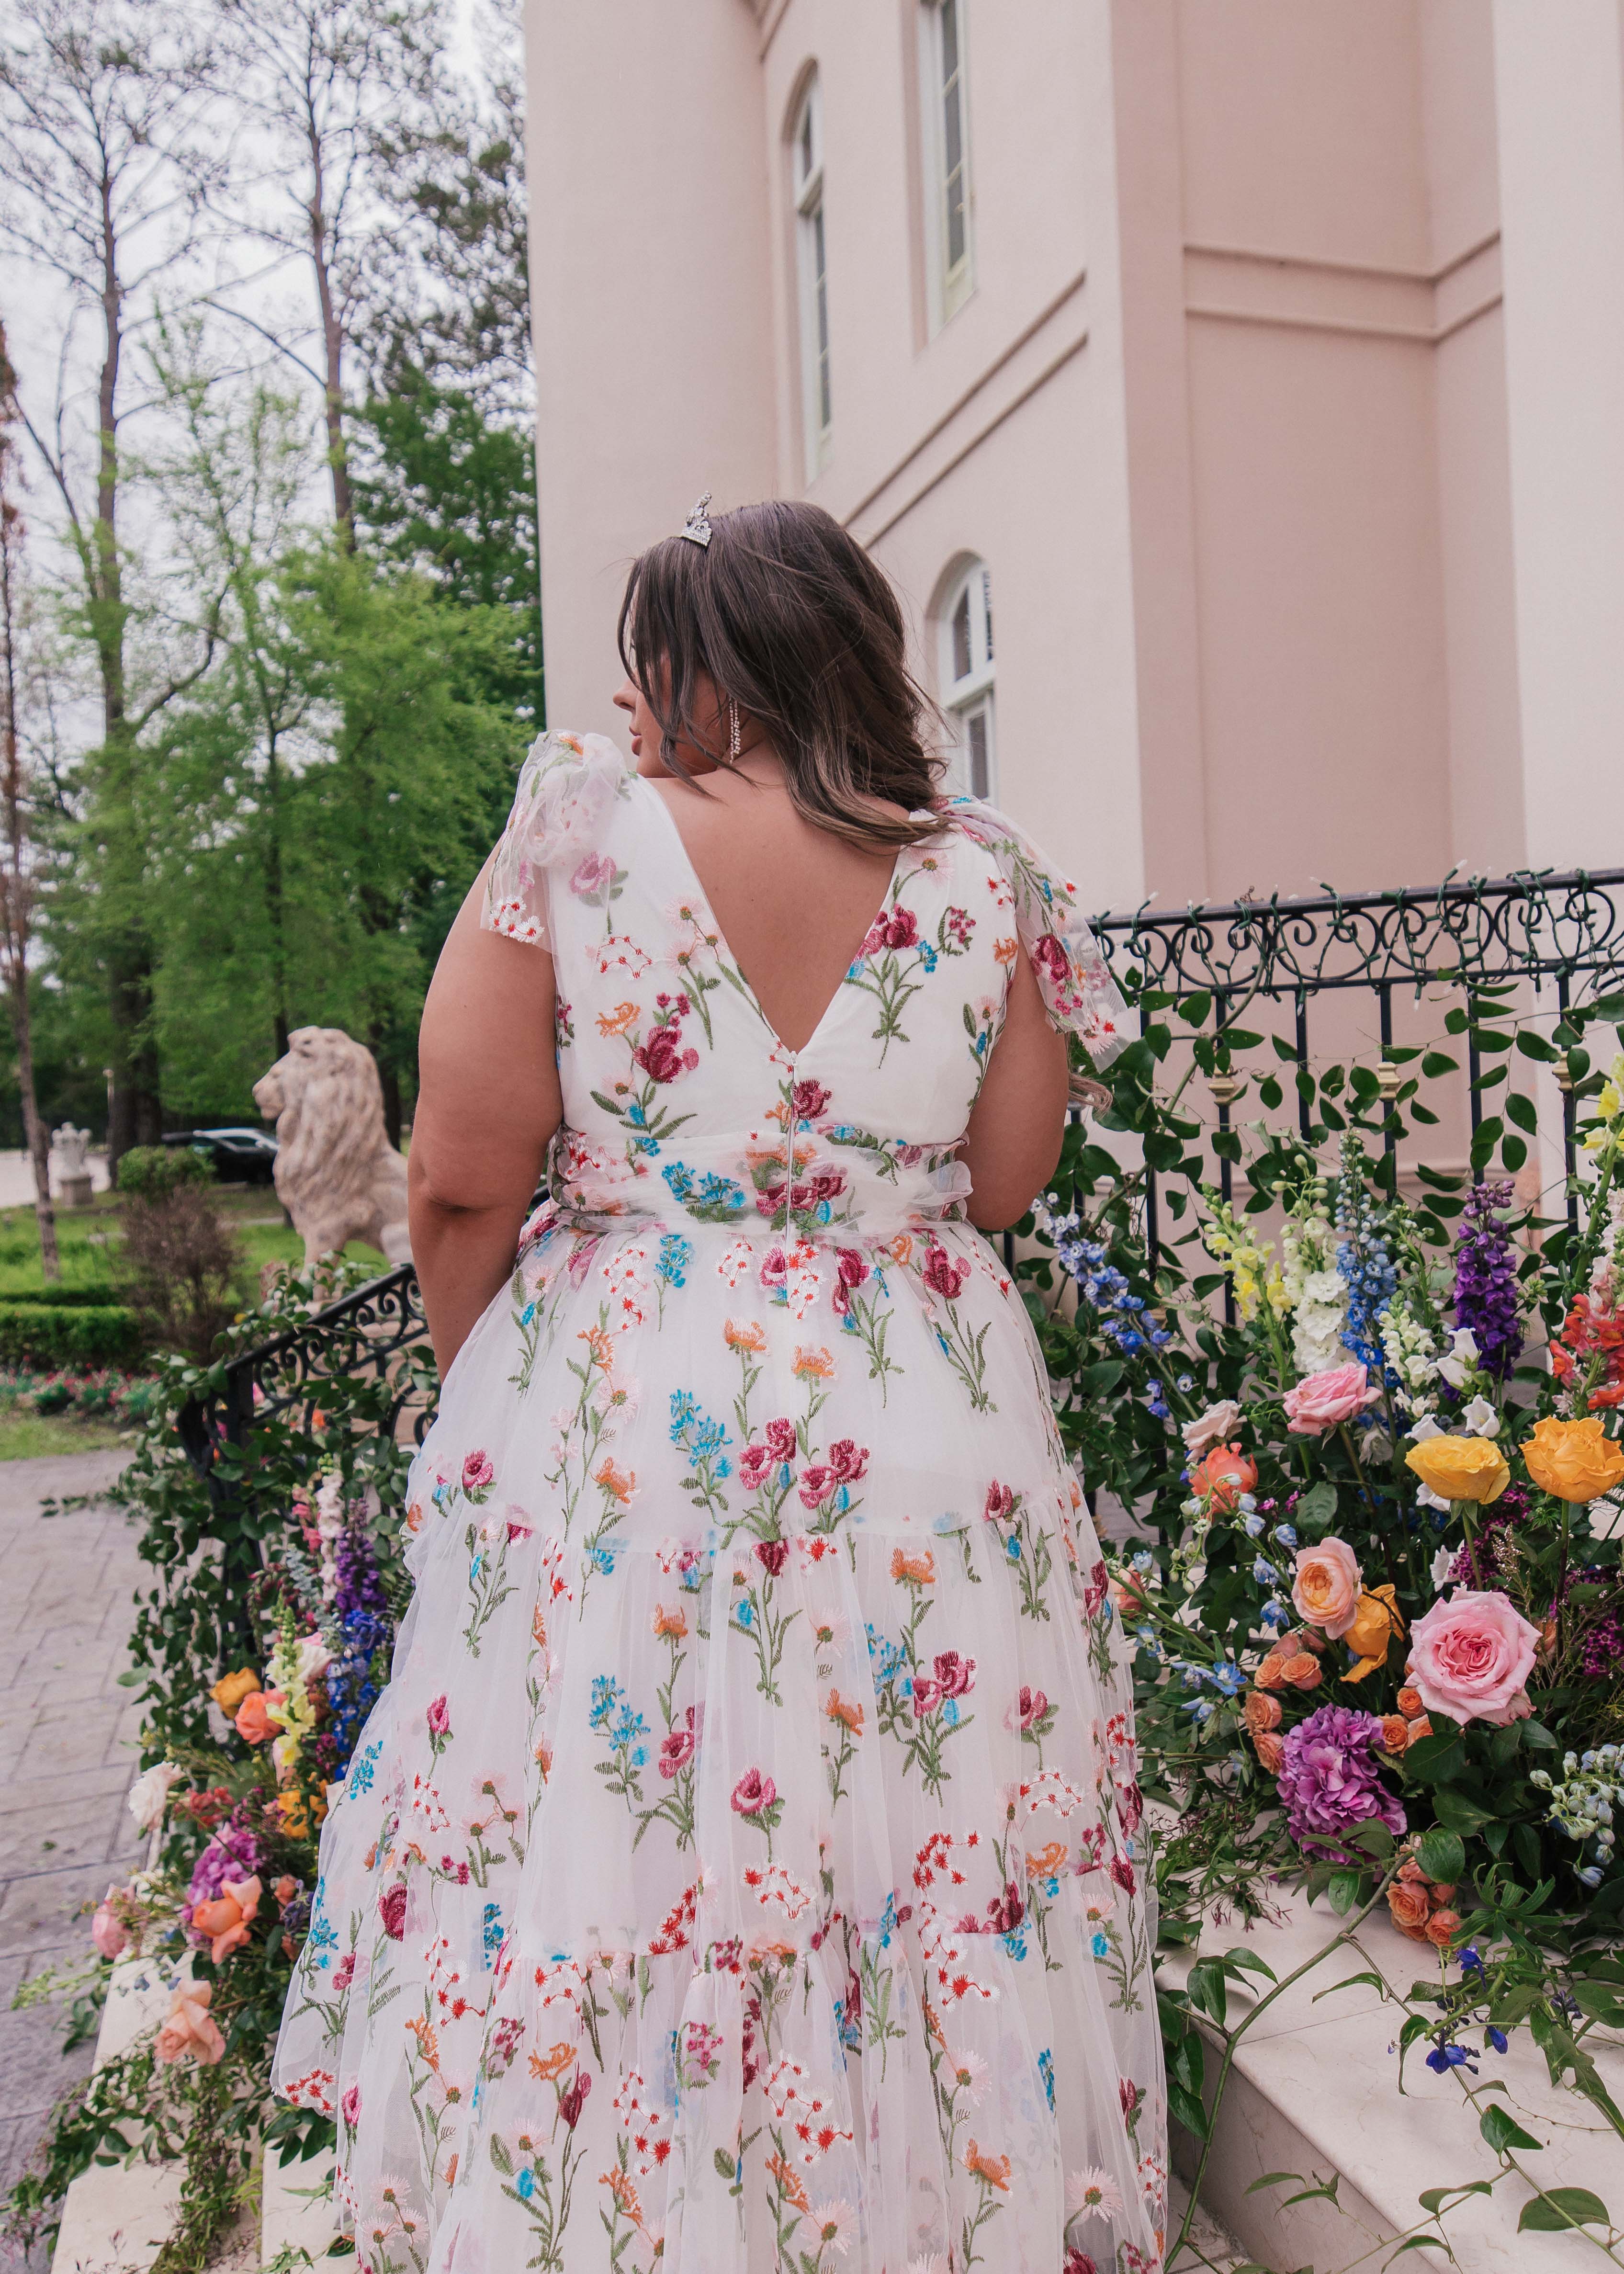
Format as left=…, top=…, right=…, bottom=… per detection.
left=161, top=1127, right=280, bottom=1185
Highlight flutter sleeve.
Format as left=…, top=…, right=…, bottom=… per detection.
left=480, top=729, right=635, bottom=950
left=948, top=795, right=1130, bottom=1070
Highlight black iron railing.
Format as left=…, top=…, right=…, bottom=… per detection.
left=179, top=1263, right=433, bottom=1504
left=1091, top=868, right=1624, bottom=1265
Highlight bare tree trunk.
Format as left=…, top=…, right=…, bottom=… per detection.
left=306, top=110, right=354, bottom=549
left=0, top=331, right=58, bottom=1279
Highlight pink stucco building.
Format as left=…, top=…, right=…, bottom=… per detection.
left=522, top=0, right=1624, bottom=913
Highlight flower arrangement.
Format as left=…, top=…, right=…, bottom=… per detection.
left=3, top=1263, right=426, bottom=2267
left=1027, top=975, right=1624, bottom=2251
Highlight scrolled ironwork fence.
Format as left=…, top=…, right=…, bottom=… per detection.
left=177, top=866, right=1624, bottom=1496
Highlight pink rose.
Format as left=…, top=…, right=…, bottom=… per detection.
left=462, top=1449, right=495, bottom=1493
left=341, top=2082, right=361, bottom=2129
left=91, top=1887, right=129, bottom=1962
left=1283, top=1362, right=1382, bottom=1437
left=1407, top=1588, right=1540, bottom=1727
left=1290, top=1537, right=1364, bottom=1638
left=427, top=1696, right=451, bottom=1737
left=568, top=849, right=617, bottom=902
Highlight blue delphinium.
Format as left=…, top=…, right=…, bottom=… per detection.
left=1334, top=1135, right=1397, bottom=1374
left=1451, top=1177, right=1523, bottom=1380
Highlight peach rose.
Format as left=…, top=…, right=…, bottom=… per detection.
left=1395, top=1685, right=1423, bottom=1718
left=1279, top=1652, right=1322, bottom=1691
left=1424, top=1908, right=1463, bottom=1950
left=156, top=1980, right=226, bottom=2067
left=1408, top=1714, right=1433, bottom=1741
left=1283, top=1362, right=1381, bottom=1437
left=1253, top=1730, right=1286, bottom=1775
left=1408, top=1588, right=1539, bottom=1727
left=1182, top=1399, right=1244, bottom=1457
left=191, top=1874, right=261, bottom=1965
left=1405, top=1434, right=1510, bottom=1506
left=1242, top=1691, right=1282, bottom=1735
left=1188, top=1442, right=1258, bottom=1512
left=1379, top=1715, right=1411, bottom=1753
left=1253, top=1652, right=1287, bottom=1692
left=210, top=1668, right=259, bottom=1715
left=1291, top=1538, right=1364, bottom=1638
left=234, top=1690, right=285, bottom=1745
left=1522, top=1414, right=1624, bottom=1504
left=1387, top=1879, right=1433, bottom=1940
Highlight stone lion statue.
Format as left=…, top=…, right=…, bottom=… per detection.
left=253, top=1027, right=411, bottom=1270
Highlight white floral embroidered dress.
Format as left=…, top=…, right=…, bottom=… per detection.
left=273, top=732, right=1166, bottom=2274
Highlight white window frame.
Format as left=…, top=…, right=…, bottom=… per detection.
left=939, top=559, right=995, bottom=800
left=919, top=0, right=974, bottom=331
left=792, top=74, right=833, bottom=479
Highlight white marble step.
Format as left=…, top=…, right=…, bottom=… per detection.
left=1163, top=1886, right=1624, bottom=2272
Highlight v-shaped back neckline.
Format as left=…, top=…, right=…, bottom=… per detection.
left=635, top=774, right=905, bottom=1063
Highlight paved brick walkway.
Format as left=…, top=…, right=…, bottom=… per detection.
left=0, top=1451, right=141, bottom=2268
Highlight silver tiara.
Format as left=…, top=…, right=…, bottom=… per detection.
left=678, top=491, right=713, bottom=548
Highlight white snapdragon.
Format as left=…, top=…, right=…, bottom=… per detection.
left=1436, top=1326, right=1481, bottom=1392
left=1531, top=1747, right=1624, bottom=1885
left=1379, top=1300, right=1440, bottom=1407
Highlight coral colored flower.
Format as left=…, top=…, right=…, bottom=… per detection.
left=965, top=2139, right=1011, bottom=2190
left=596, top=999, right=641, bottom=1038
left=825, top=1690, right=864, bottom=1734
left=1278, top=1652, right=1322, bottom=1691
left=1405, top=1435, right=1510, bottom=1505
left=530, top=2040, right=575, bottom=2082
left=1241, top=1691, right=1282, bottom=1736
left=1387, top=1878, right=1433, bottom=1939
left=156, top=1981, right=226, bottom=2067
left=793, top=1345, right=835, bottom=1380
left=1424, top=1908, right=1463, bottom=1950
left=652, top=1603, right=688, bottom=1638
left=1283, top=1362, right=1382, bottom=1436
left=191, top=1874, right=261, bottom=1965
left=594, top=1457, right=637, bottom=1504
left=210, top=1668, right=259, bottom=1716
left=1407, top=1588, right=1539, bottom=1727
left=1253, top=1730, right=1286, bottom=1774
left=724, top=1317, right=767, bottom=1351
left=890, top=1547, right=936, bottom=1585
left=1290, top=1538, right=1363, bottom=1637
left=1522, top=1414, right=1624, bottom=1503
left=1396, top=1685, right=1424, bottom=1718
left=1379, top=1715, right=1411, bottom=1753
left=1187, top=1442, right=1258, bottom=1511
left=234, top=1690, right=284, bottom=1745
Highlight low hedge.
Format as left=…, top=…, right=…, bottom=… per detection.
left=0, top=1302, right=144, bottom=1369
left=0, top=1286, right=124, bottom=1308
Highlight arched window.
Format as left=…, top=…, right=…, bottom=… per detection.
left=919, top=0, right=974, bottom=327
left=791, top=73, right=832, bottom=478
left=938, top=557, right=995, bottom=799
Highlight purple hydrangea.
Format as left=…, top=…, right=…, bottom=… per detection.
left=1276, top=1705, right=1407, bottom=1859
left=1452, top=1179, right=1523, bottom=1381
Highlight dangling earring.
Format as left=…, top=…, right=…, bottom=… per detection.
left=729, top=700, right=742, bottom=762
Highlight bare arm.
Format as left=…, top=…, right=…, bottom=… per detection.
left=962, top=947, right=1070, bottom=1230
left=409, top=861, right=563, bottom=1375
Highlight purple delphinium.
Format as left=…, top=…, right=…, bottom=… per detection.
left=333, top=1520, right=387, bottom=1624
left=1452, top=1179, right=1523, bottom=1381
left=1448, top=1482, right=1530, bottom=1587
left=1275, top=1705, right=1407, bottom=1860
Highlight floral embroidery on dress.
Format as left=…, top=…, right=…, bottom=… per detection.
left=274, top=736, right=1165, bottom=2274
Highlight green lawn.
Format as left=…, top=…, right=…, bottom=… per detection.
left=0, top=1408, right=128, bottom=1460
left=0, top=1185, right=389, bottom=1297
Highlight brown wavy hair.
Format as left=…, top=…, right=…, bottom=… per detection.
left=617, top=498, right=944, bottom=849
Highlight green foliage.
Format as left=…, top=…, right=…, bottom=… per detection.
left=0, top=1301, right=142, bottom=1368
left=117, top=1145, right=215, bottom=1199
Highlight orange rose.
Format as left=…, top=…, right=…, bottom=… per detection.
left=1424, top=1908, right=1463, bottom=1950
left=1379, top=1715, right=1410, bottom=1753
left=1279, top=1652, right=1322, bottom=1691
left=210, top=1668, right=259, bottom=1715
left=1396, top=1685, right=1423, bottom=1718
left=234, top=1690, right=285, bottom=1745
left=1387, top=1880, right=1433, bottom=1940
left=1253, top=1730, right=1286, bottom=1774
left=1408, top=1714, right=1433, bottom=1742
left=191, top=1873, right=261, bottom=1965
left=1522, top=1414, right=1624, bottom=1504
left=1254, top=1653, right=1287, bottom=1692
left=1242, top=1692, right=1282, bottom=1735
left=1188, top=1442, right=1258, bottom=1513
left=1342, top=1584, right=1405, bottom=1679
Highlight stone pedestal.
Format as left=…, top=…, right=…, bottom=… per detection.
left=56, top=1171, right=92, bottom=1209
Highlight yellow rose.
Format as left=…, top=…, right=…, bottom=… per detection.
left=1404, top=1435, right=1510, bottom=1505
left=1522, top=1414, right=1624, bottom=1504
left=1343, top=1584, right=1405, bottom=1681
left=211, top=1667, right=260, bottom=1715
